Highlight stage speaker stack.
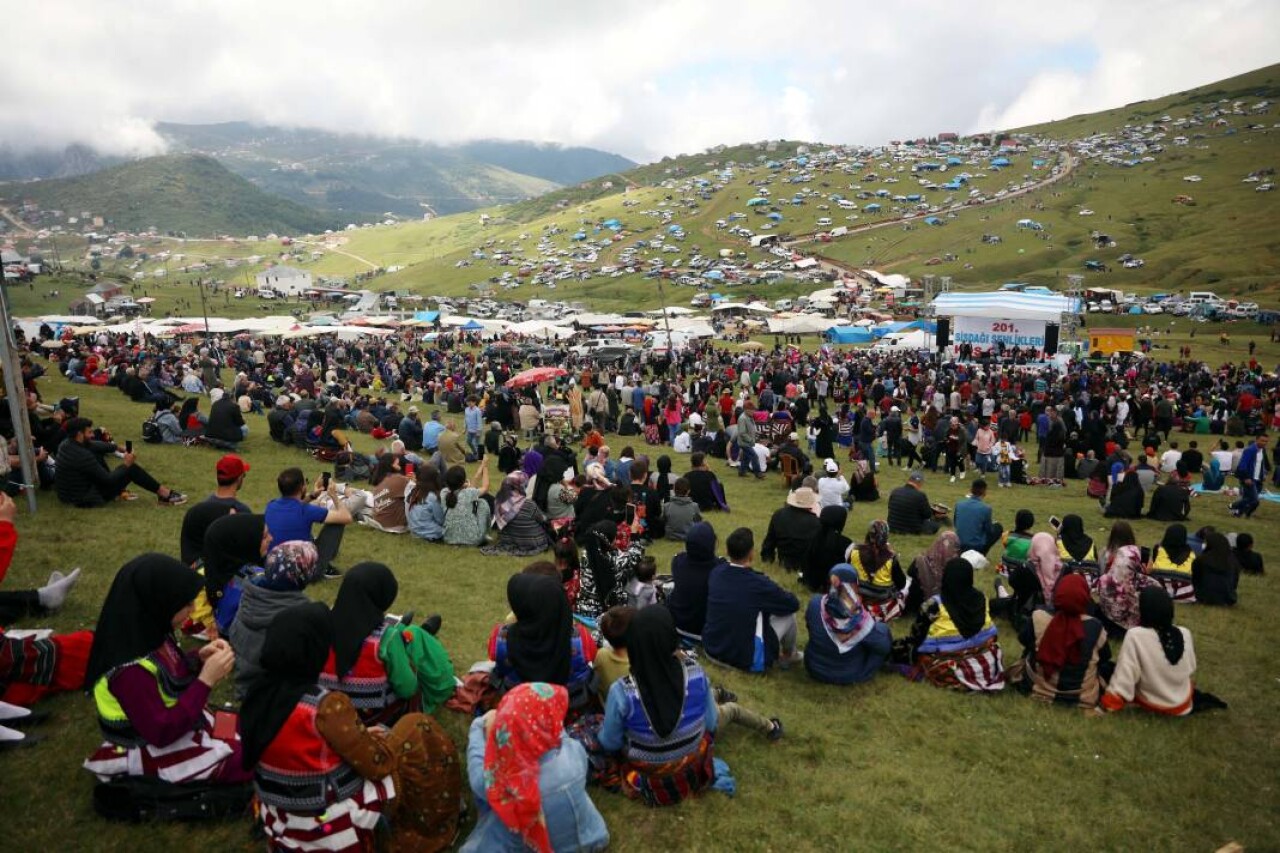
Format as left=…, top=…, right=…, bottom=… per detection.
left=1044, top=323, right=1060, bottom=354
left=936, top=317, right=951, bottom=349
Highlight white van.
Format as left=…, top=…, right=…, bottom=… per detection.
left=1186, top=291, right=1219, bottom=305
left=774, top=299, right=793, bottom=311
left=816, top=217, right=833, bottom=227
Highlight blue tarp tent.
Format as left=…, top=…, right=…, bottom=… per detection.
left=924, top=216, right=943, bottom=226
left=702, top=270, right=725, bottom=280
left=572, top=231, right=587, bottom=241
left=668, top=224, right=683, bottom=233
left=747, top=197, right=769, bottom=206
left=413, top=310, right=440, bottom=323
left=864, top=203, right=882, bottom=212
left=460, top=320, right=485, bottom=331
left=767, top=213, right=782, bottom=221
left=825, top=326, right=873, bottom=344
left=602, top=218, right=622, bottom=230
left=991, top=157, right=1011, bottom=167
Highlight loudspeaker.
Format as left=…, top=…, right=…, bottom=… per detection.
left=936, top=317, right=951, bottom=349
left=1044, top=323, right=1060, bottom=353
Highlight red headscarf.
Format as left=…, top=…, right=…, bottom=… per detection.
left=483, top=682, right=569, bottom=853
left=1037, top=573, right=1091, bottom=678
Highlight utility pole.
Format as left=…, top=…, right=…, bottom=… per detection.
left=197, top=277, right=210, bottom=334
left=654, top=269, right=675, bottom=377
left=0, top=284, right=39, bottom=513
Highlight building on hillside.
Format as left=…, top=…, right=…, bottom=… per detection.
left=938, top=132, right=959, bottom=142
left=255, top=264, right=312, bottom=295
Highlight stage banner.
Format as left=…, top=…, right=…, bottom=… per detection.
left=953, top=316, right=1047, bottom=349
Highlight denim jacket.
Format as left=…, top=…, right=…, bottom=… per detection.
left=460, top=717, right=609, bottom=853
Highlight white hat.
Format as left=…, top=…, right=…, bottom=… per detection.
left=823, top=458, right=839, bottom=473
left=786, top=487, right=817, bottom=510
left=688, top=412, right=704, bottom=426
left=890, top=405, right=900, bottom=412
left=562, top=467, right=576, bottom=483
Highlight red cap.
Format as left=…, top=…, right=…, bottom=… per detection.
left=216, top=454, right=250, bottom=481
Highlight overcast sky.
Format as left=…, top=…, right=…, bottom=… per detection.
left=4, top=0, right=1277, bottom=162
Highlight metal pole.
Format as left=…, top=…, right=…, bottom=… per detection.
left=655, top=271, right=674, bottom=375
left=0, top=285, right=39, bottom=513
left=197, top=278, right=210, bottom=334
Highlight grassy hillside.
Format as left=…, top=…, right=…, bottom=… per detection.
left=2, top=154, right=339, bottom=237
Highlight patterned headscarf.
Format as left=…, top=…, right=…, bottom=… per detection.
left=257, top=540, right=321, bottom=591
left=821, top=564, right=875, bottom=653
left=916, top=530, right=960, bottom=600
left=495, top=471, right=530, bottom=530
left=484, top=682, right=569, bottom=853
left=857, top=520, right=893, bottom=570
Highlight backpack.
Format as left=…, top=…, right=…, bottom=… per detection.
left=92, top=777, right=253, bottom=823
left=141, top=414, right=164, bottom=444
left=335, top=450, right=373, bottom=482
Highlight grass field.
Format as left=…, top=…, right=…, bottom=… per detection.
left=3, top=323, right=1278, bottom=851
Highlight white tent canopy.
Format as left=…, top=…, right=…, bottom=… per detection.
left=932, top=291, right=1080, bottom=321
left=768, top=315, right=833, bottom=334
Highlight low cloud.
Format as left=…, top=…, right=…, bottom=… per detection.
left=1, top=0, right=1275, bottom=161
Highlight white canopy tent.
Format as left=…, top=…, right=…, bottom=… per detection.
left=931, top=291, right=1081, bottom=321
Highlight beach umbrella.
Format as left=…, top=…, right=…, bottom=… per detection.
left=505, top=366, right=568, bottom=389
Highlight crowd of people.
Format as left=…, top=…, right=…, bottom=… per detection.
left=0, top=319, right=1270, bottom=849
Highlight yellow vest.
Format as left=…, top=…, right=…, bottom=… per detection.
left=927, top=599, right=994, bottom=639
left=93, top=655, right=180, bottom=746
left=1151, top=548, right=1193, bottom=579
left=1058, top=540, right=1096, bottom=563
left=850, top=549, right=894, bottom=588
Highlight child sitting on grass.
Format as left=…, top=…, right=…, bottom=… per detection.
left=594, top=605, right=636, bottom=701
left=626, top=556, right=658, bottom=609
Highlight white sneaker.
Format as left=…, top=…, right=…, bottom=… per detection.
left=950, top=475, right=956, bottom=483
left=959, top=471, right=966, bottom=479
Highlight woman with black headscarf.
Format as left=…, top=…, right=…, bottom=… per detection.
left=244, top=602, right=462, bottom=852
left=910, top=558, right=1005, bottom=692
left=802, top=505, right=853, bottom=592
left=83, top=554, right=251, bottom=785
left=317, top=562, right=414, bottom=725
left=575, top=520, right=643, bottom=619
left=1192, top=532, right=1240, bottom=606
left=489, top=573, right=597, bottom=714
left=1149, top=523, right=1197, bottom=602
left=195, top=514, right=269, bottom=638
left=1101, top=587, right=1204, bottom=716
left=1055, top=513, right=1097, bottom=568
left=1103, top=471, right=1145, bottom=519
left=596, top=606, right=719, bottom=806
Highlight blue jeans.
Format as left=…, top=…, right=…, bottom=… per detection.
left=1231, top=480, right=1260, bottom=517
left=739, top=444, right=762, bottom=476
left=466, top=432, right=481, bottom=458
left=857, top=441, right=876, bottom=472
left=998, top=464, right=1011, bottom=486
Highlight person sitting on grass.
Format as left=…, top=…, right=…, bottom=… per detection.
left=849, top=520, right=907, bottom=622
left=593, top=605, right=637, bottom=702
left=804, top=564, right=893, bottom=686
left=593, top=606, right=781, bottom=807
left=241, top=602, right=462, bottom=852
left=1148, top=523, right=1196, bottom=603
left=908, top=557, right=1006, bottom=693
left=1233, top=532, right=1263, bottom=575
left=405, top=465, right=447, bottom=542
left=461, top=683, right=608, bottom=853
left=482, top=470, right=552, bottom=557
left=703, top=528, right=802, bottom=672
left=665, top=522, right=725, bottom=643
left=490, top=573, right=597, bottom=716
left=1192, top=531, right=1240, bottom=607
left=1008, top=573, right=1112, bottom=709
left=1054, top=513, right=1097, bottom=572
left=265, top=467, right=353, bottom=580
left=54, top=417, right=186, bottom=507
left=1100, top=587, right=1197, bottom=716
left=661, top=477, right=703, bottom=542
left=82, top=554, right=250, bottom=786
left=441, top=461, right=493, bottom=547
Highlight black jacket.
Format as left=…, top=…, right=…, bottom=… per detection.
left=206, top=397, right=245, bottom=444
left=761, top=505, right=822, bottom=570
left=54, top=438, right=117, bottom=506
left=887, top=485, right=933, bottom=534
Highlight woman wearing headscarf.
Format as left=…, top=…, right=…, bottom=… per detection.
left=1000, top=509, right=1037, bottom=568
left=1101, top=587, right=1205, bottom=716
left=83, top=554, right=251, bottom=785
left=244, top=602, right=462, bottom=852
left=1148, top=523, right=1196, bottom=602
left=192, top=514, right=269, bottom=639
left=1200, top=457, right=1225, bottom=491
left=1146, top=474, right=1191, bottom=523
left=319, top=563, right=430, bottom=726
left=1097, top=543, right=1150, bottom=634
left=227, top=540, right=323, bottom=700
left=1009, top=573, right=1112, bottom=708
left=520, top=448, right=544, bottom=500
left=804, top=564, right=893, bottom=685
left=1055, top=513, right=1097, bottom=571
left=575, top=520, right=644, bottom=620
left=489, top=574, right=597, bottom=714
left=1192, top=531, right=1240, bottom=606
left=482, top=471, right=552, bottom=557
left=907, top=530, right=961, bottom=612
left=590, top=606, right=719, bottom=805
left=461, top=683, right=608, bottom=853
left=666, top=522, right=726, bottom=642
left=910, top=558, right=1005, bottom=692
left=1102, top=470, right=1144, bottom=519
left=802, top=505, right=853, bottom=593
left=849, top=520, right=906, bottom=621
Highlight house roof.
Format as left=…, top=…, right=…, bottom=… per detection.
left=261, top=265, right=309, bottom=278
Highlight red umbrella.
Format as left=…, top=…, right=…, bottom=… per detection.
left=505, top=366, right=568, bottom=389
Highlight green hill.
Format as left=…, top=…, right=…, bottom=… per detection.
left=2, top=154, right=340, bottom=237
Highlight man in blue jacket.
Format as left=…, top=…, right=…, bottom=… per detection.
left=954, top=479, right=1003, bottom=555
left=702, top=528, right=801, bottom=671
left=1230, top=434, right=1270, bottom=518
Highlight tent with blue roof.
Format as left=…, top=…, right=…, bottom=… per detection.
left=747, top=197, right=769, bottom=207
left=864, top=203, right=882, bottom=212
left=924, top=216, right=943, bottom=226
left=460, top=319, right=485, bottom=331
left=825, top=326, right=873, bottom=344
